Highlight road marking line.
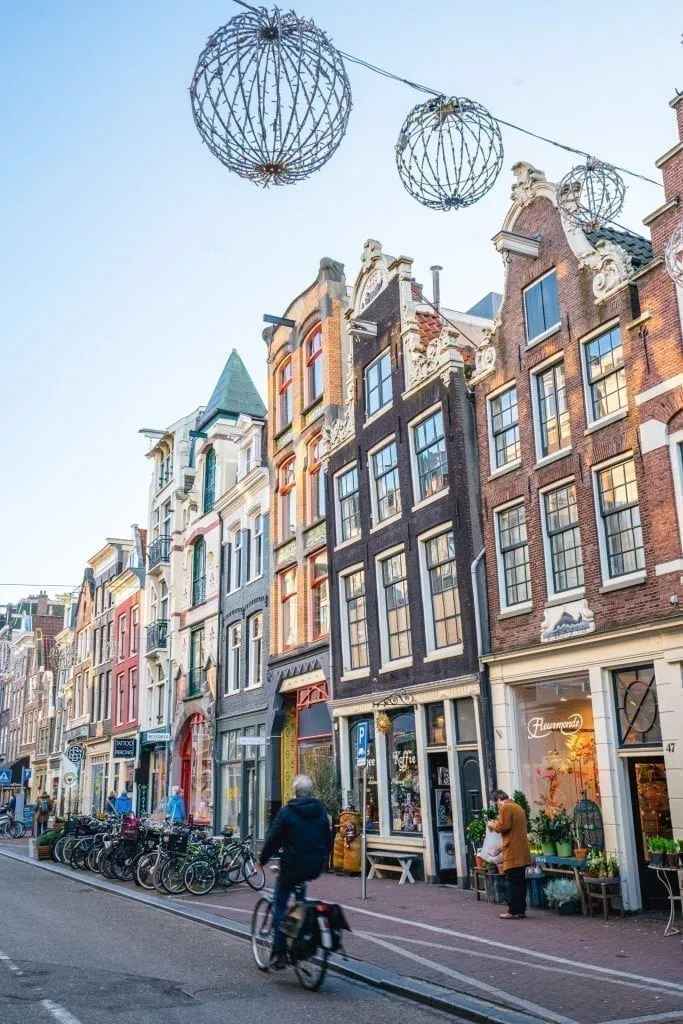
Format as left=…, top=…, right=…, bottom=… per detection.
left=362, top=931, right=683, bottom=998
left=0, top=950, right=23, bottom=975
left=41, top=999, right=84, bottom=1024
left=356, top=931, right=578, bottom=1024
left=339, top=904, right=683, bottom=993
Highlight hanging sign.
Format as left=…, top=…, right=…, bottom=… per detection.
left=355, top=721, right=368, bottom=767
left=65, top=745, right=85, bottom=766
left=112, top=738, right=137, bottom=760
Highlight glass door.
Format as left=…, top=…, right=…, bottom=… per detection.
left=627, top=757, right=672, bottom=910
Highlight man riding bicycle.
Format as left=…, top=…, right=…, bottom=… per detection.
left=257, top=774, right=331, bottom=970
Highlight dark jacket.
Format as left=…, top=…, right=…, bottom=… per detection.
left=260, top=796, right=332, bottom=886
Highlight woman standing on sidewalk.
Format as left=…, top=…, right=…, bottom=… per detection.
left=488, top=790, right=531, bottom=920
left=35, top=791, right=53, bottom=838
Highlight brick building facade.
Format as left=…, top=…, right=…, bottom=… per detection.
left=471, top=96, right=683, bottom=910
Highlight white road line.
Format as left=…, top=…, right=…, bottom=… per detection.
left=356, top=931, right=579, bottom=1024
left=0, top=950, right=23, bottom=975
left=40, top=999, right=84, bottom=1024
left=338, top=903, right=683, bottom=994
left=362, top=931, right=683, bottom=998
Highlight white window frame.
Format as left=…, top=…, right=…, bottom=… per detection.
left=530, top=352, right=572, bottom=467
left=579, top=318, right=628, bottom=431
left=591, top=452, right=646, bottom=590
left=229, top=525, right=243, bottom=593
left=668, top=429, right=683, bottom=553
left=368, top=434, right=401, bottom=530
left=334, top=461, right=360, bottom=548
left=364, top=349, right=392, bottom=423
left=250, top=512, right=264, bottom=581
left=486, top=380, right=521, bottom=478
left=375, top=544, right=412, bottom=672
left=227, top=623, right=241, bottom=694
left=417, top=522, right=463, bottom=661
left=538, top=475, right=585, bottom=602
left=494, top=497, right=533, bottom=614
left=523, top=268, right=561, bottom=347
left=408, top=402, right=449, bottom=511
left=338, top=563, right=369, bottom=680
left=246, top=612, right=263, bottom=689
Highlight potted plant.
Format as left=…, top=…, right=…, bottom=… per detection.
left=513, top=790, right=531, bottom=832
left=552, top=810, right=574, bottom=858
left=531, top=811, right=556, bottom=857
left=606, top=853, right=619, bottom=878
left=586, top=849, right=608, bottom=877
left=572, top=823, right=587, bottom=861
left=678, top=839, right=683, bottom=868
left=648, top=837, right=666, bottom=867
left=664, top=839, right=679, bottom=868
left=467, top=818, right=487, bottom=867
left=544, top=878, right=581, bottom=915
left=36, top=830, right=59, bottom=861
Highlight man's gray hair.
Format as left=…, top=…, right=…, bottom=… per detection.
left=492, top=789, right=509, bottom=802
left=293, top=774, right=314, bottom=797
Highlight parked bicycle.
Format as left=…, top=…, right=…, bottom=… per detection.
left=0, top=812, right=25, bottom=839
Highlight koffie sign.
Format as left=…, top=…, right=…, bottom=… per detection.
left=113, top=738, right=137, bottom=760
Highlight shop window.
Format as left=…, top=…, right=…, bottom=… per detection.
left=455, top=698, right=477, bottom=743
left=516, top=679, right=599, bottom=814
left=387, top=710, right=421, bottom=834
left=427, top=702, right=446, bottom=745
left=221, top=729, right=241, bottom=834
left=613, top=664, right=661, bottom=746
left=349, top=717, right=378, bottom=833
left=297, top=683, right=332, bottom=775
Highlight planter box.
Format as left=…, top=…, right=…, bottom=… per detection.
left=37, top=845, right=52, bottom=861
left=527, top=875, right=546, bottom=909
left=485, top=872, right=508, bottom=904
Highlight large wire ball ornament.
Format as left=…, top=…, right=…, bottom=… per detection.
left=664, top=220, right=683, bottom=287
left=395, top=96, right=504, bottom=211
left=190, top=7, right=352, bottom=186
left=556, top=159, right=626, bottom=231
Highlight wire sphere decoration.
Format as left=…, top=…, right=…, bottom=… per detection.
left=190, top=6, right=352, bottom=187
left=664, top=219, right=683, bottom=287
left=556, top=159, right=626, bottom=231
left=395, top=95, right=504, bottom=211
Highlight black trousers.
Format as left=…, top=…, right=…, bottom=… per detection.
left=505, top=866, right=527, bottom=916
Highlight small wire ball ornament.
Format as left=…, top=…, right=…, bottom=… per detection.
left=664, top=220, right=683, bottom=287
left=556, top=158, right=626, bottom=231
left=395, top=95, right=504, bottom=211
left=190, top=6, right=352, bottom=186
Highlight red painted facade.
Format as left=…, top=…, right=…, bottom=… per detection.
left=112, top=592, right=141, bottom=733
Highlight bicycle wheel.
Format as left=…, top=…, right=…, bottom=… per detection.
left=100, top=847, right=117, bottom=879
left=161, top=857, right=188, bottom=894
left=86, top=844, right=101, bottom=872
left=9, top=821, right=25, bottom=839
left=293, top=947, right=328, bottom=991
left=185, top=859, right=216, bottom=896
left=53, top=836, right=69, bottom=863
left=251, top=898, right=274, bottom=970
left=244, top=856, right=265, bottom=891
left=63, top=837, right=77, bottom=865
left=70, top=840, right=90, bottom=870
left=135, top=852, right=159, bottom=890
left=111, top=845, right=134, bottom=881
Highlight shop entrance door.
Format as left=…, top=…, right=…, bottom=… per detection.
left=627, top=757, right=673, bottom=910
left=242, top=760, right=257, bottom=839
left=428, top=752, right=456, bottom=882
left=180, top=730, right=192, bottom=815
left=458, top=751, right=483, bottom=832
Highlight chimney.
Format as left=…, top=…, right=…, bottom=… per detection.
left=430, top=266, right=443, bottom=312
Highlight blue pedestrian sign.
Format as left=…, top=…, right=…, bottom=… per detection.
left=0, top=769, right=11, bottom=786
left=355, top=722, right=368, bottom=767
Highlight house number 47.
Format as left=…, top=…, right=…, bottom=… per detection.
left=666, top=742, right=676, bottom=753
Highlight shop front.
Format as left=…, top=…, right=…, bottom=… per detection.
left=138, top=727, right=170, bottom=816
left=333, top=677, right=486, bottom=884
left=274, top=670, right=333, bottom=809
left=217, top=714, right=267, bottom=845
left=488, top=622, right=683, bottom=911
left=177, top=713, right=212, bottom=824
left=111, top=736, right=137, bottom=810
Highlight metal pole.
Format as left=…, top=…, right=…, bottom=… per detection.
left=361, top=764, right=367, bottom=900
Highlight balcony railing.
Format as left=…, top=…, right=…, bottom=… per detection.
left=145, top=620, right=169, bottom=654
left=148, top=535, right=171, bottom=571
left=187, top=666, right=203, bottom=698
left=192, top=576, right=206, bottom=606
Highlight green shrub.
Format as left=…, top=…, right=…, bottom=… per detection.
left=36, top=829, right=60, bottom=847
left=466, top=818, right=487, bottom=845
left=513, top=790, right=531, bottom=831
left=544, top=878, right=580, bottom=908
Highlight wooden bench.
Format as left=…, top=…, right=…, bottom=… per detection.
left=367, top=850, right=417, bottom=884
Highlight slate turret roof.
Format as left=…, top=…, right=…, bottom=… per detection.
left=197, top=349, right=266, bottom=432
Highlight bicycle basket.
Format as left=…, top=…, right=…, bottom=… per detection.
left=119, top=818, right=140, bottom=841
left=64, top=819, right=80, bottom=835
left=162, top=832, right=189, bottom=853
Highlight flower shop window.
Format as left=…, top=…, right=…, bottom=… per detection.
left=386, top=709, right=422, bottom=834
left=349, top=716, right=378, bottom=833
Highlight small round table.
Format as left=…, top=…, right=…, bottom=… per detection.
left=648, top=865, right=683, bottom=936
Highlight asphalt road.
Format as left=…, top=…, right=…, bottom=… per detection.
left=0, top=857, right=457, bottom=1024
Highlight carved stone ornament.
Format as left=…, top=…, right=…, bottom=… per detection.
left=510, top=162, right=547, bottom=208
left=404, top=325, right=462, bottom=391
left=540, top=598, right=595, bottom=644
left=475, top=345, right=497, bottom=375
left=579, top=240, right=633, bottom=303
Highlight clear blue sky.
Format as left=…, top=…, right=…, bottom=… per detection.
left=0, top=1, right=680, bottom=604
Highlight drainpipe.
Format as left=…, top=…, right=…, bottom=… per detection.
left=470, top=547, right=497, bottom=797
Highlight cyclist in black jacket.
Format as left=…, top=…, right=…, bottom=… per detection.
left=257, top=774, right=332, bottom=969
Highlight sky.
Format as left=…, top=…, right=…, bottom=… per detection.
left=0, top=0, right=680, bottom=606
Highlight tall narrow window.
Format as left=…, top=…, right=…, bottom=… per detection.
left=380, top=551, right=412, bottom=662
left=343, top=571, right=369, bottom=671
left=129, top=667, right=138, bottom=722
left=118, top=615, right=127, bottom=662
left=490, top=386, right=520, bottom=469
left=308, top=436, right=326, bottom=521
left=596, top=459, right=644, bottom=578
left=280, top=458, right=296, bottom=541
left=365, top=350, right=392, bottom=418
left=278, top=358, right=292, bottom=429
left=310, top=551, right=329, bottom=639
left=189, top=629, right=204, bottom=697
left=232, top=529, right=243, bottom=590
left=252, top=514, right=264, bottom=578
left=203, top=447, right=216, bottom=512
left=584, top=325, right=626, bottom=422
left=227, top=624, right=241, bottom=694
left=247, top=613, right=263, bottom=688
left=306, top=329, right=324, bottom=403
left=337, top=466, right=360, bottom=543
left=496, top=503, right=531, bottom=607
left=192, top=537, right=206, bottom=606
left=544, top=483, right=584, bottom=593
left=423, top=530, right=461, bottom=650
left=116, top=674, right=125, bottom=726
left=162, top=499, right=172, bottom=538
left=524, top=270, right=560, bottom=344
left=372, top=439, right=401, bottom=523
left=412, top=409, right=448, bottom=501
left=131, top=606, right=139, bottom=655
left=536, top=361, right=570, bottom=456
left=280, top=569, right=297, bottom=650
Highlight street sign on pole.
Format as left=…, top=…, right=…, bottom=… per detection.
left=355, top=721, right=368, bottom=767
left=356, top=721, right=370, bottom=900
left=0, top=769, right=11, bottom=786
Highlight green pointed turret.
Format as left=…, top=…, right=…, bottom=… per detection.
left=197, top=349, right=266, bottom=431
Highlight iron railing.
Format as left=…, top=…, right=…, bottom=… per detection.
left=148, top=535, right=171, bottom=570
left=145, top=620, right=169, bottom=653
